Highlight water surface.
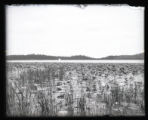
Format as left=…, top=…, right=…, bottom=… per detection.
left=7, top=60, right=144, bottom=63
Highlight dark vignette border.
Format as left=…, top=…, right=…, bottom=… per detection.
left=0, top=0, right=147, bottom=120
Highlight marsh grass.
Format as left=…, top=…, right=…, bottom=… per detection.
left=7, top=63, right=144, bottom=116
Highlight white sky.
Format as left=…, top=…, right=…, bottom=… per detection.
left=6, top=5, right=144, bottom=58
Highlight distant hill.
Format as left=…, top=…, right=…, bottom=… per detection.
left=7, top=53, right=144, bottom=60
left=7, top=54, right=95, bottom=60
left=100, top=53, right=144, bottom=60
left=69, top=55, right=94, bottom=60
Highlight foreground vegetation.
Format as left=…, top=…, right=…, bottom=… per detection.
left=7, top=62, right=144, bottom=116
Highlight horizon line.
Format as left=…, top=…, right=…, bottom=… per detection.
left=6, top=52, right=144, bottom=59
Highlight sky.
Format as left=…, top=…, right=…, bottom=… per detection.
left=6, top=5, right=144, bottom=58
